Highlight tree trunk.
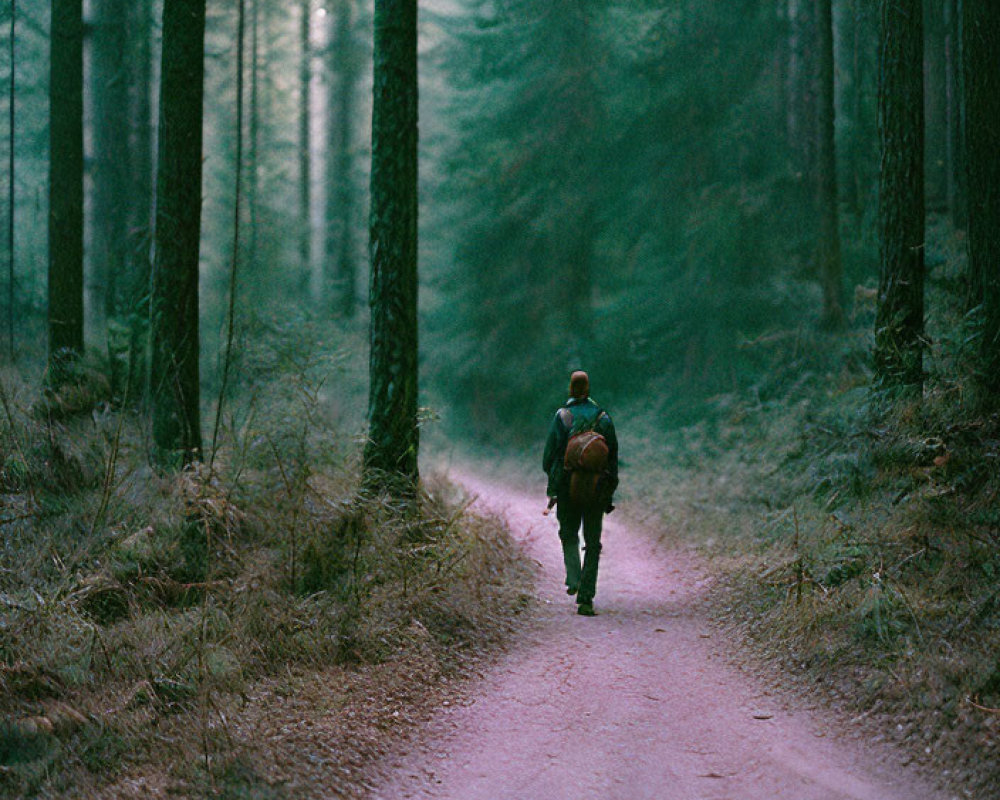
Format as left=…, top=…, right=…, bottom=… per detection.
left=924, top=0, right=948, bottom=211
left=7, top=0, right=15, bottom=361
left=248, top=0, right=260, bottom=273
left=151, top=0, right=206, bottom=469
left=126, top=0, right=155, bottom=401
left=298, top=0, right=312, bottom=295
left=328, top=0, right=359, bottom=317
left=48, top=0, right=85, bottom=372
left=364, top=0, right=419, bottom=491
left=92, top=0, right=132, bottom=387
left=789, top=0, right=819, bottom=187
left=963, top=0, right=1000, bottom=399
left=946, top=0, right=967, bottom=227
left=874, top=0, right=925, bottom=394
left=815, top=0, right=844, bottom=329
left=839, top=0, right=876, bottom=220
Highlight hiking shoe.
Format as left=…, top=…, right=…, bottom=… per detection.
left=577, top=603, right=596, bottom=617
left=566, top=585, right=578, bottom=596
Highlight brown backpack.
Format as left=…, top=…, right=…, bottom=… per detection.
left=564, top=425, right=609, bottom=508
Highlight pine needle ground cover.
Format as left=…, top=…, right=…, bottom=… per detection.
left=624, top=223, right=999, bottom=798
left=0, top=350, right=534, bottom=798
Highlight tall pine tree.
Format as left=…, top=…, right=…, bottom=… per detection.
left=364, top=0, right=419, bottom=490
left=963, top=0, right=1000, bottom=402
left=48, top=0, right=85, bottom=373
left=874, top=0, right=925, bottom=394
left=815, top=0, right=844, bottom=329
left=151, top=0, right=206, bottom=468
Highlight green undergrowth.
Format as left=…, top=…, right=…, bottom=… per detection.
left=0, top=337, right=534, bottom=797
left=627, top=224, right=999, bottom=796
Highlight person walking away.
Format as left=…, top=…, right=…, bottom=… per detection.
left=542, top=371, right=618, bottom=616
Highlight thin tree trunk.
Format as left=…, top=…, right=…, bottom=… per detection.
left=127, top=0, right=155, bottom=401
left=924, top=0, right=948, bottom=211
left=775, top=0, right=789, bottom=141
left=92, top=0, right=132, bottom=387
left=248, top=0, right=260, bottom=272
left=874, top=0, right=925, bottom=394
left=298, top=0, right=311, bottom=295
left=789, top=0, right=819, bottom=188
left=151, top=0, right=206, bottom=468
left=48, top=0, right=85, bottom=372
left=364, top=0, right=419, bottom=490
left=328, top=0, right=359, bottom=317
left=963, top=0, right=1000, bottom=399
left=946, top=0, right=967, bottom=227
left=210, top=0, right=247, bottom=464
left=815, top=0, right=844, bottom=329
left=845, top=0, right=866, bottom=217
left=7, top=0, right=15, bottom=361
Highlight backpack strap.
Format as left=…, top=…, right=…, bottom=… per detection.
left=558, top=407, right=574, bottom=430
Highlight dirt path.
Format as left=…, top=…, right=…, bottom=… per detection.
left=372, top=475, right=951, bottom=800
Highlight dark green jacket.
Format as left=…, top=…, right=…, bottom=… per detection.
left=542, top=397, right=619, bottom=501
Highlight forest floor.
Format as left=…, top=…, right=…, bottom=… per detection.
left=368, top=472, right=954, bottom=800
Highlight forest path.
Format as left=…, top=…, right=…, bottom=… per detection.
left=371, top=473, right=949, bottom=800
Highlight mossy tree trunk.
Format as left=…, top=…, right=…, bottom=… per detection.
left=363, top=0, right=419, bottom=491
left=47, top=0, right=85, bottom=374
left=874, top=0, right=924, bottom=394
left=963, top=0, right=1000, bottom=401
left=150, top=0, right=206, bottom=469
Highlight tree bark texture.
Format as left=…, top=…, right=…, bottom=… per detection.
left=48, top=0, right=85, bottom=367
left=815, top=0, right=844, bottom=329
left=328, top=0, right=360, bottom=317
left=151, top=0, right=206, bottom=468
left=875, top=0, right=925, bottom=393
left=364, top=0, right=419, bottom=489
left=963, top=0, right=1000, bottom=398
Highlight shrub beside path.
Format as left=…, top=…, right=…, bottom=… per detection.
left=372, top=473, right=952, bottom=800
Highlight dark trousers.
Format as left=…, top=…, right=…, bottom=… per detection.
left=556, top=500, right=604, bottom=604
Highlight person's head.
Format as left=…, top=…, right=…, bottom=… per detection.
left=569, top=370, right=590, bottom=400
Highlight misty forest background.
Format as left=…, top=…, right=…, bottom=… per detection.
left=2, top=0, right=1000, bottom=796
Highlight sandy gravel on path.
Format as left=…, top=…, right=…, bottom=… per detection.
left=371, top=474, right=952, bottom=800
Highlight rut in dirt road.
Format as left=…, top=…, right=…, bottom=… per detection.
left=373, top=475, right=950, bottom=800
